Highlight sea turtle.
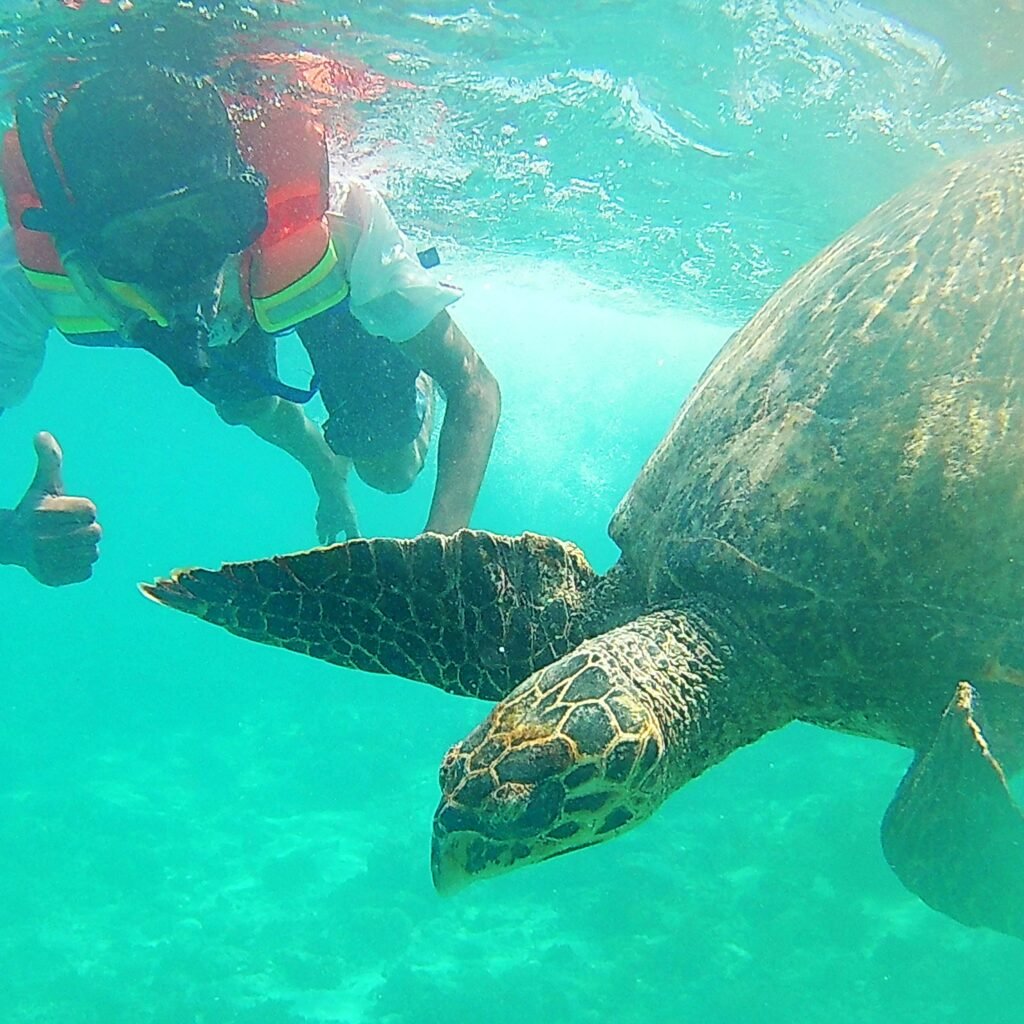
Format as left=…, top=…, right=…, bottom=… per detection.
left=143, top=142, right=1024, bottom=941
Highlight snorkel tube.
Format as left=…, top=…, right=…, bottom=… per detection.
left=14, top=87, right=211, bottom=387
left=128, top=308, right=212, bottom=388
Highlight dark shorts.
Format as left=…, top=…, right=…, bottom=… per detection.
left=301, top=307, right=429, bottom=462
left=321, top=330, right=427, bottom=461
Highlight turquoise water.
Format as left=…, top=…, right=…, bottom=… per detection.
left=2, top=2, right=1024, bottom=1021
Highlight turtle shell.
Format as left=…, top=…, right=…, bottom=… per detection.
left=610, top=144, right=1024, bottom=672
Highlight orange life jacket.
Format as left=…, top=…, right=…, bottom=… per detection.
left=1, top=94, right=349, bottom=337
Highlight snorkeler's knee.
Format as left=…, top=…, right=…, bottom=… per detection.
left=354, top=448, right=425, bottom=493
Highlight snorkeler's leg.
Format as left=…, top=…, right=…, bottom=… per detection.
left=218, top=394, right=359, bottom=542
left=197, top=331, right=358, bottom=542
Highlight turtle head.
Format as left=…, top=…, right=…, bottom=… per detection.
left=430, top=651, right=668, bottom=894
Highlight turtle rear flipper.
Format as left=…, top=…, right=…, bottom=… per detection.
left=881, top=682, right=1024, bottom=940
left=141, top=530, right=598, bottom=701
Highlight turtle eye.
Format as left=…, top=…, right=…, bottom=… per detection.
left=439, top=747, right=466, bottom=791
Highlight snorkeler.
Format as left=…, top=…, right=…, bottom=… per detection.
left=0, top=430, right=100, bottom=587
left=0, top=61, right=500, bottom=542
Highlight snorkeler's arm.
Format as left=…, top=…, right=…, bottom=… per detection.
left=0, top=432, right=101, bottom=586
left=401, top=311, right=501, bottom=534
left=217, top=394, right=359, bottom=542
left=314, top=185, right=496, bottom=532
left=0, top=228, right=51, bottom=410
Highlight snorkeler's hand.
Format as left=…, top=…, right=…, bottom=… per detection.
left=0, top=432, right=101, bottom=586
left=315, top=461, right=360, bottom=544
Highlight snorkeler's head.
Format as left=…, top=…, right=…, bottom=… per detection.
left=52, top=65, right=268, bottom=287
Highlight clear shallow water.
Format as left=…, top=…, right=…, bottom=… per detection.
left=2, top=3, right=1024, bottom=1022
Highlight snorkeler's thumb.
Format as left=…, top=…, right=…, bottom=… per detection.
left=28, top=431, right=65, bottom=498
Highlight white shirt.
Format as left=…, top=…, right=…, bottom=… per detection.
left=0, top=226, right=50, bottom=408
left=332, top=179, right=461, bottom=344
left=0, top=178, right=460, bottom=408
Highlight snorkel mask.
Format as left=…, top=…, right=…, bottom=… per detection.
left=16, top=66, right=269, bottom=386
left=90, top=173, right=268, bottom=290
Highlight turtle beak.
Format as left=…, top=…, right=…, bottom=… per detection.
left=430, top=831, right=475, bottom=896
left=430, top=801, right=526, bottom=895
left=430, top=802, right=494, bottom=895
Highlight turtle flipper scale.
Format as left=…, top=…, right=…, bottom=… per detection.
left=881, top=682, right=1024, bottom=940
left=141, top=530, right=598, bottom=701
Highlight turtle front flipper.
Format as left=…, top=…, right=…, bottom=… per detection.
left=141, top=531, right=599, bottom=700
left=881, top=682, right=1024, bottom=940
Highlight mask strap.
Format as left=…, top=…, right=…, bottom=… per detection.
left=16, top=89, right=83, bottom=246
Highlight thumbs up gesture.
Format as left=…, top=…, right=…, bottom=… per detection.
left=0, top=432, right=101, bottom=587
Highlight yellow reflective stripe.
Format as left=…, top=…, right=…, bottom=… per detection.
left=29, top=282, right=117, bottom=333
left=255, top=271, right=349, bottom=333
left=256, top=239, right=338, bottom=311
left=55, top=314, right=119, bottom=333
left=279, top=280, right=350, bottom=329
left=23, top=268, right=77, bottom=293
left=21, top=264, right=168, bottom=332
left=252, top=238, right=350, bottom=334
left=104, top=281, right=168, bottom=326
